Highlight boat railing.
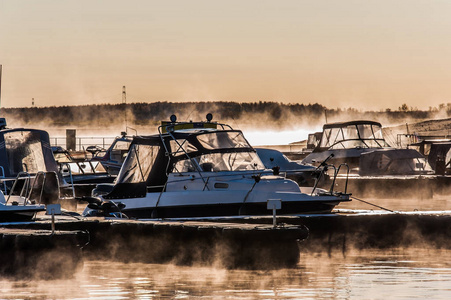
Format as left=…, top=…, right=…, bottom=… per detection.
left=6, top=171, right=35, bottom=205
left=59, top=162, right=76, bottom=199
left=328, top=164, right=350, bottom=194
left=163, top=170, right=273, bottom=186
left=5, top=171, right=62, bottom=205
left=0, top=166, right=6, bottom=194
left=311, top=163, right=350, bottom=195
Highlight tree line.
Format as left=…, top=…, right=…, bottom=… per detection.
left=1, top=101, right=450, bottom=129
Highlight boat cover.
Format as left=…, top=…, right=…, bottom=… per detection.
left=0, top=128, right=59, bottom=178
left=359, top=148, right=427, bottom=176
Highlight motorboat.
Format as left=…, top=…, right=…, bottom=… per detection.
left=300, top=120, right=450, bottom=198
left=53, top=146, right=115, bottom=183
left=301, top=120, right=434, bottom=175
left=52, top=146, right=115, bottom=197
left=82, top=114, right=350, bottom=219
left=302, top=120, right=392, bottom=170
left=0, top=119, right=76, bottom=210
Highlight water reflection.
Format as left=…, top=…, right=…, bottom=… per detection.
left=1, top=249, right=451, bottom=299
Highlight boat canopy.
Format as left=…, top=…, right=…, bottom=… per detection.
left=115, top=129, right=265, bottom=189
left=0, top=128, right=59, bottom=178
left=316, top=120, right=390, bottom=151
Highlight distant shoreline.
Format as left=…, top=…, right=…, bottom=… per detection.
left=1, top=101, right=450, bottom=136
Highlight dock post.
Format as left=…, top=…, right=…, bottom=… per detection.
left=46, top=204, right=62, bottom=235
left=267, top=199, right=282, bottom=228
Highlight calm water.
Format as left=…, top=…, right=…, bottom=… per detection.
left=1, top=249, right=451, bottom=299
left=2, top=195, right=451, bottom=299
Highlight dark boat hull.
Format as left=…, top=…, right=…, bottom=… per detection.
left=0, top=210, right=41, bottom=222
left=116, top=200, right=343, bottom=219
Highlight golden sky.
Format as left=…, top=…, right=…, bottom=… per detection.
left=1, top=0, right=450, bottom=110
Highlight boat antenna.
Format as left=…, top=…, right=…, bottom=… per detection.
left=122, top=85, right=127, bottom=132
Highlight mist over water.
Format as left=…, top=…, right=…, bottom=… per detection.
left=244, top=128, right=316, bottom=146
left=2, top=249, right=451, bottom=299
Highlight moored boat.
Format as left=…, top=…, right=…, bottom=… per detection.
left=82, top=114, right=350, bottom=219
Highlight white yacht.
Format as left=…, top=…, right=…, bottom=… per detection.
left=83, top=114, right=350, bottom=219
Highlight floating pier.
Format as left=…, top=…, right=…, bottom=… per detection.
left=207, top=210, right=451, bottom=252
left=2, top=210, right=451, bottom=272
left=0, top=228, right=88, bottom=278
left=1, top=218, right=308, bottom=269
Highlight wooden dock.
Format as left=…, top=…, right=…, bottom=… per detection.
left=0, top=228, right=88, bottom=278
left=1, top=218, right=308, bottom=269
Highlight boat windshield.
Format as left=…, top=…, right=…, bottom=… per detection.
left=173, top=130, right=265, bottom=172
left=174, top=151, right=265, bottom=172
left=4, top=130, right=46, bottom=175
left=320, top=123, right=390, bottom=149
left=197, top=131, right=250, bottom=150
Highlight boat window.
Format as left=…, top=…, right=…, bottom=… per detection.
left=116, top=144, right=159, bottom=183
left=372, top=125, right=384, bottom=139
left=174, top=151, right=265, bottom=172
left=53, top=152, right=72, bottom=163
left=344, top=125, right=359, bottom=140
left=169, top=139, right=197, bottom=155
left=4, top=131, right=46, bottom=175
left=112, top=140, right=131, bottom=150
left=356, top=124, right=372, bottom=139
left=320, top=128, right=332, bottom=148
left=446, top=149, right=451, bottom=166
left=322, top=128, right=344, bottom=148
left=307, top=133, right=321, bottom=149
left=110, top=140, right=131, bottom=162
left=197, top=131, right=250, bottom=150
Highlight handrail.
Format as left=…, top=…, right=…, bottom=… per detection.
left=0, top=166, right=6, bottom=194
left=328, top=164, right=349, bottom=194
left=164, top=170, right=272, bottom=185
left=6, top=172, right=31, bottom=204
left=336, top=164, right=350, bottom=194
left=28, top=171, right=48, bottom=205
left=60, top=162, right=76, bottom=198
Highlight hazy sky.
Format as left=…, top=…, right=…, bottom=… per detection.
left=1, top=0, right=451, bottom=110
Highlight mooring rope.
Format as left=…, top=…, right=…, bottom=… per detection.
left=350, top=196, right=397, bottom=213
